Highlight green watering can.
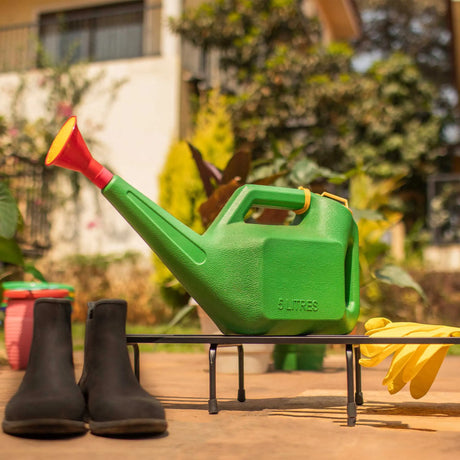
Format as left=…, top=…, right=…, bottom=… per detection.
left=45, top=117, right=360, bottom=335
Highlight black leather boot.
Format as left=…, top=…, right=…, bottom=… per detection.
left=79, top=299, right=167, bottom=436
left=2, top=298, right=87, bottom=436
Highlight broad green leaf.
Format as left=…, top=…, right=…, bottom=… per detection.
left=24, top=264, right=47, bottom=282
left=375, top=264, right=427, bottom=303
left=166, top=303, right=197, bottom=330
left=290, top=158, right=346, bottom=186
left=352, top=209, right=384, bottom=221
left=0, top=236, right=24, bottom=266
left=0, top=182, right=18, bottom=239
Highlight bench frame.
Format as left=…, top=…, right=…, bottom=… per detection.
left=126, top=334, right=460, bottom=427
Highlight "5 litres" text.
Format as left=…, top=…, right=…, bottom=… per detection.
left=278, top=298, right=318, bottom=312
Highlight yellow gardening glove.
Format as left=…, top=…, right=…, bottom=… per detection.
left=359, top=317, right=460, bottom=399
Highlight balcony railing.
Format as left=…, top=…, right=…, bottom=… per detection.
left=0, top=2, right=161, bottom=73
left=0, top=154, right=53, bottom=257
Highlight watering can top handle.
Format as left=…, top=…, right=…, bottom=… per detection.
left=218, top=184, right=312, bottom=224
left=218, top=184, right=352, bottom=225
left=293, top=189, right=352, bottom=214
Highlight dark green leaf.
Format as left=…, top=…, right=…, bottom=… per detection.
left=0, top=237, right=24, bottom=266
left=187, top=142, right=222, bottom=197
left=222, top=151, right=251, bottom=184
left=199, top=179, right=241, bottom=227
left=0, top=182, right=19, bottom=239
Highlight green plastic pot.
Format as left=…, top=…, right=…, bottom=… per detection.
left=273, top=343, right=326, bottom=371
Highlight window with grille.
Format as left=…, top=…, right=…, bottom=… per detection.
left=38, top=1, right=150, bottom=65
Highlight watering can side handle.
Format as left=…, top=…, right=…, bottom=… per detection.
left=217, top=184, right=308, bottom=225
left=344, top=222, right=360, bottom=326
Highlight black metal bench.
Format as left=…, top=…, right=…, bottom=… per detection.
left=126, top=334, right=460, bottom=427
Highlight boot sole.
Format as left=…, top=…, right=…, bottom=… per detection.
left=89, top=418, right=167, bottom=436
left=2, top=418, right=87, bottom=436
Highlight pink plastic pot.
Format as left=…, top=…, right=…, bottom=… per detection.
left=3, top=289, right=69, bottom=370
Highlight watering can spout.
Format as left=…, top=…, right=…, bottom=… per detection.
left=46, top=116, right=114, bottom=189
left=46, top=116, right=205, bottom=270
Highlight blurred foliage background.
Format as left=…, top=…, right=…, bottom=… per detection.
left=1, top=0, right=459, bottom=328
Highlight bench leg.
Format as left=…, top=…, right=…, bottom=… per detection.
left=345, top=344, right=357, bottom=426
left=237, top=345, right=246, bottom=402
left=208, top=344, right=219, bottom=414
left=354, top=346, right=364, bottom=405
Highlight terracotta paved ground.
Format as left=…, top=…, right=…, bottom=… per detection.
left=1, top=350, right=460, bottom=459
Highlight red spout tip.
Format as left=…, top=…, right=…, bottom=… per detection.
left=46, top=116, right=113, bottom=189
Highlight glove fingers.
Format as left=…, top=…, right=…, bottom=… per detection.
left=359, top=344, right=402, bottom=367
left=387, top=368, right=408, bottom=395
left=363, top=326, right=456, bottom=364
left=406, top=326, right=459, bottom=337
left=402, top=343, right=446, bottom=382
left=400, top=328, right=452, bottom=381
left=366, top=324, right=447, bottom=338
left=364, top=318, right=460, bottom=337
left=360, top=318, right=460, bottom=399
left=360, top=324, right=445, bottom=360
left=360, top=342, right=397, bottom=359
left=382, top=344, right=418, bottom=386
left=410, top=347, right=449, bottom=399
left=360, top=326, right=449, bottom=364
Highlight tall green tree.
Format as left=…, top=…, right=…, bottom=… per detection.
left=354, top=0, right=458, bottom=236
left=171, top=1, right=446, bottom=191
left=172, top=0, right=333, bottom=160
left=354, top=0, right=451, bottom=87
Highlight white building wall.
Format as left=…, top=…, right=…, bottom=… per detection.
left=0, top=0, right=183, bottom=259
left=50, top=54, right=181, bottom=259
